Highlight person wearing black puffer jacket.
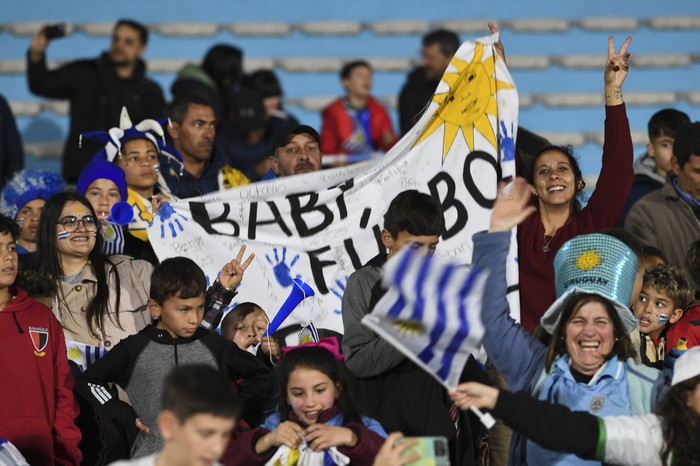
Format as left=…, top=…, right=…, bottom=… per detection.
left=26, top=20, right=165, bottom=183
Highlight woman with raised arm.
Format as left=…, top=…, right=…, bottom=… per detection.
left=471, top=173, right=657, bottom=465
left=517, top=36, right=634, bottom=332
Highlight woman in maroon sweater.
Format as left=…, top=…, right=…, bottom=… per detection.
left=517, top=36, right=634, bottom=333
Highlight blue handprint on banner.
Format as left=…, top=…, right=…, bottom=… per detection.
left=499, top=120, right=515, bottom=162
left=330, top=276, right=349, bottom=314
left=156, top=203, right=188, bottom=238
left=265, top=247, right=300, bottom=287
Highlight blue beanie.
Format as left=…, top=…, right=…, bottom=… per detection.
left=77, top=160, right=129, bottom=201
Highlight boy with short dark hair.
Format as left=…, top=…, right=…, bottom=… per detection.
left=342, top=190, right=480, bottom=465
left=619, top=108, right=691, bottom=225
left=76, top=257, right=274, bottom=459
left=108, top=365, right=241, bottom=466
left=632, top=263, right=693, bottom=368
left=0, top=215, right=82, bottom=465
left=320, top=59, right=397, bottom=161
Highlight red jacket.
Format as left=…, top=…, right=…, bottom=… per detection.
left=320, top=97, right=397, bottom=155
left=667, top=300, right=700, bottom=349
left=0, top=288, right=81, bottom=466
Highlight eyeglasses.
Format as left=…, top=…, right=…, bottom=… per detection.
left=57, top=215, right=98, bottom=232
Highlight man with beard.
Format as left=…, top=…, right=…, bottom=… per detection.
left=162, top=96, right=249, bottom=198
left=27, top=19, right=165, bottom=183
left=269, top=125, right=323, bottom=178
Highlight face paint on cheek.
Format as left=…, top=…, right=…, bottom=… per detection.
left=16, top=218, right=23, bottom=228
left=58, top=230, right=70, bottom=240
left=658, top=314, right=668, bottom=325
left=153, top=163, right=160, bottom=174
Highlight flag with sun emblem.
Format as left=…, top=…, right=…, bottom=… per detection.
left=362, top=246, right=488, bottom=389
left=148, top=32, right=519, bottom=334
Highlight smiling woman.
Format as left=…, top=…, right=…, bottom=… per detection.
left=475, top=182, right=659, bottom=466
left=516, top=36, right=635, bottom=333
left=35, top=191, right=153, bottom=360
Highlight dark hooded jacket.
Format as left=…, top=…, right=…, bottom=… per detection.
left=27, top=51, right=165, bottom=182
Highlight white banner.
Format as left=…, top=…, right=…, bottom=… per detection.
left=148, top=33, right=519, bottom=333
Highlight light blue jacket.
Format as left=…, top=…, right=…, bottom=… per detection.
left=472, top=231, right=659, bottom=465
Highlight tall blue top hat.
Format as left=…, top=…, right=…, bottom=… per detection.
left=540, top=233, right=639, bottom=334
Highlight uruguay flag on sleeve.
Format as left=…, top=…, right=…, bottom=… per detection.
left=362, top=246, right=488, bottom=389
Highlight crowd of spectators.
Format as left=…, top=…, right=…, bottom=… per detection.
left=0, top=18, right=698, bottom=466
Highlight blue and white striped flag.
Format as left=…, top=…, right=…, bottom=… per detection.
left=362, top=246, right=488, bottom=389
left=65, top=340, right=109, bottom=372
left=102, top=220, right=125, bottom=256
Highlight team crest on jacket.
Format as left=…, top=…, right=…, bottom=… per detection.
left=589, top=395, right=606, bottom=413
left=29, top=326, right=49, bottom=357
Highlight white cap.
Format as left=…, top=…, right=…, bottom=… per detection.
left=671, top=346, right=700, bottom=386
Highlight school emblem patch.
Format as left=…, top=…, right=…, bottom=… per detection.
left=589, top=395, right=606, bottom=413
left=29, top=326, right=49, bottom=357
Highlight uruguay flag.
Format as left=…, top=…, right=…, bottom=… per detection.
left=362, top=246, right=487, bottom=389
left=66, top=340, right=109, bottom=372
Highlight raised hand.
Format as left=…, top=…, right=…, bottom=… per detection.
left=489, top=178, right=537, bottom=232
left=219, top=245, right=255, bottom=291
left=488, top=21, right=507, bottom=64
left=29, top=26, right=49, bottom=61
left=604, top=36, right=632, bottom=90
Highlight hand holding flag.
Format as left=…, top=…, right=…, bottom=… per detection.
left=361, top=246, right=495, bottom=428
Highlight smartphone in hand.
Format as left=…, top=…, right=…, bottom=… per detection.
left=396, top=436, right=450, bottom=465
left=44, top=23, right=67, bottom=40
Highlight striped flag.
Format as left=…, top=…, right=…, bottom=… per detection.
left=102, top=221, right=125, bottom=256
left=66, top=340, right=109, bottom=372
left=362, top=246, right=488, bottom=389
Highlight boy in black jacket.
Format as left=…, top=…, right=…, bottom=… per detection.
left=76, top=257, right=274, bottom=460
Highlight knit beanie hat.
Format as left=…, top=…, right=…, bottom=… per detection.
left=76, top=160, right=129, bottom=200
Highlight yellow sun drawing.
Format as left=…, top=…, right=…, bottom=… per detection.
left=415, top=42, right=515, bottom=161
left=576, top=250, right=602, bottom=271
left=392, top=319, right=425, bottom=336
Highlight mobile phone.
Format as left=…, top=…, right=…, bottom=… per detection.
left=396, top=436, right=450, bottom=465
left=45, top=23, right=67, bottom=40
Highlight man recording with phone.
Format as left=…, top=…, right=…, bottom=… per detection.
left=27, top=19, right=165, bottom=183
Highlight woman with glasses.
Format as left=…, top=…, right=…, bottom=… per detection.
left=36, top=191, right=153, bottom=358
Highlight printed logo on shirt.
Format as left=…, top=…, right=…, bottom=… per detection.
left=589, top=395, right=606, bottom=413
left=29, top=326, right=49, bottom=357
